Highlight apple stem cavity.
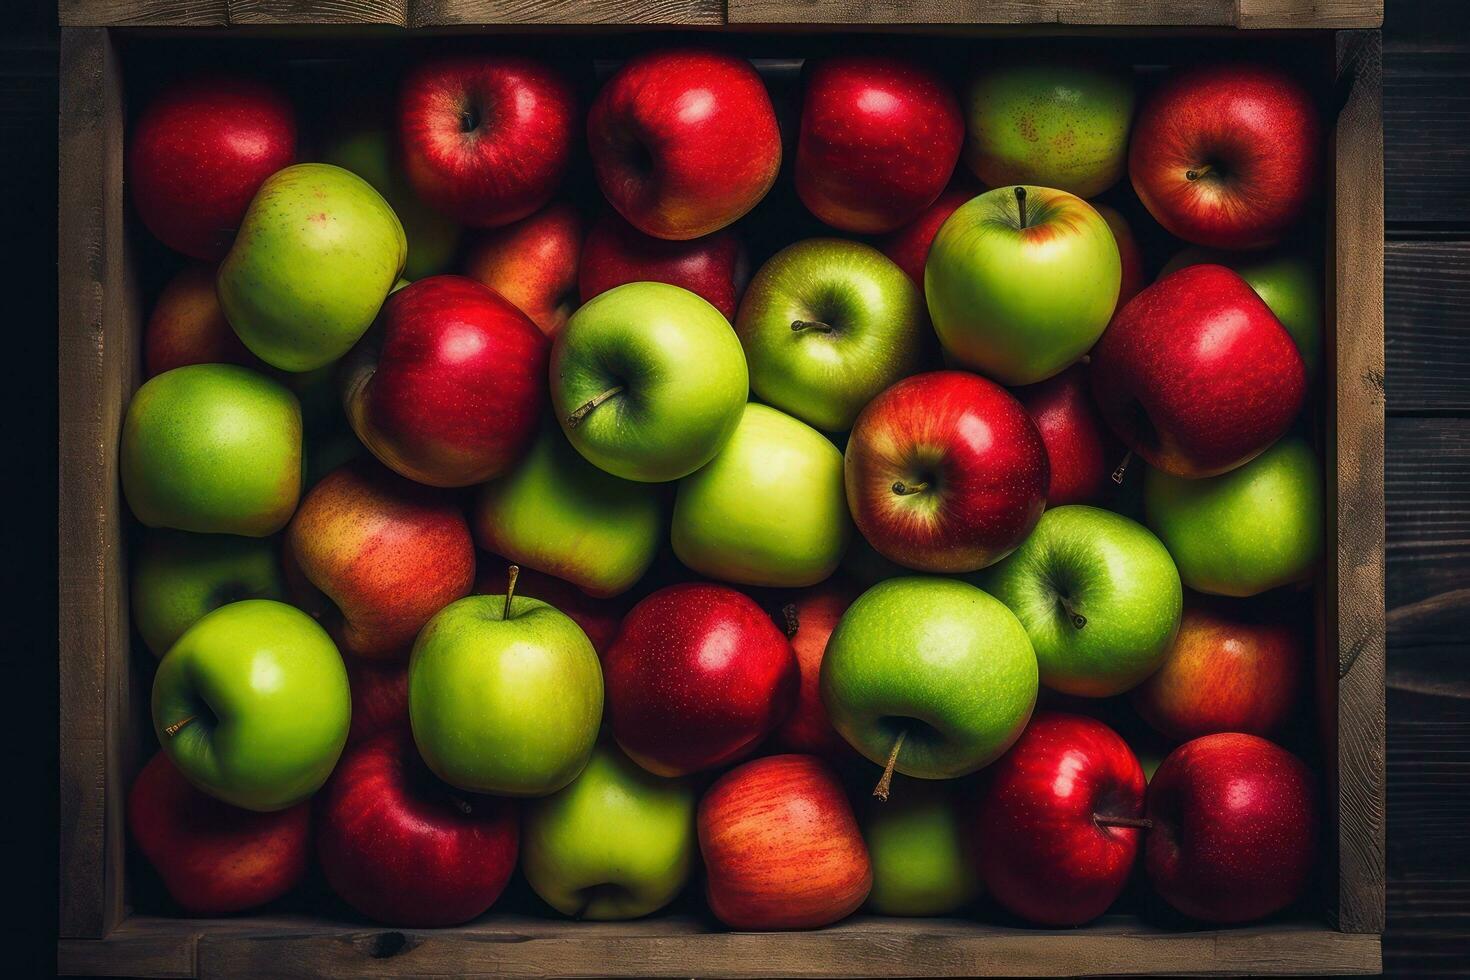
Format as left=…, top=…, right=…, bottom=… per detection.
left=891, top=480, right=929, bottom=496
left=791, top=319, right=834, bottom=334
left=1058, top=596, right=1087, bottom=630
left=782, top=603, right=800, bottom=639
left=1094, top=813, right=1153, bottom=831
left=1110, top=451, right=1133, bottom=485
left=503, top=565, right=520, bottom=621
left=566, top=385, right=625, bottom=429
left=872, top=729, right=907, bottom=802
left=162, top=715, right=196, bottom=738
left=1014, top=186, right=1029, bottom=229
left=1186, top=164, right=1213, bottom=182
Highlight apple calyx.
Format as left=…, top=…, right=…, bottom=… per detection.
left=1110, top=450, right=1133, bottom=485
left=1014, top=186, right=1029, bottom=229
left=891, top=480, right=929, bottom=496
left=781, top=602, right=800, bottom=639
left=1093, top=813, right=1153, bottom=831
left=502, top=564, right=520, bottom=621
left=566, top=385, right=624, bottom=429
left=872, top=729, right=908, bottom=802
left=791, top=319, right=834, bottom=334
left=163, top=714, right=197, bottom=737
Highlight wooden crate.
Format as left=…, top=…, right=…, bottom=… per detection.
left=56, top=3, right=1385, bottom=976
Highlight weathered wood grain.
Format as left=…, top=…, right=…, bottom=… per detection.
left=1384, top=242, right=1470, bottom=414
left=1235, top=0, right=1382, bottom=28
left=57, top=0, right=724, bottom=25
left=1384, top=48, right=1470, bottom=231
left=410, top=0, right=723, bottom=24
left=726, top=0, right=1380, bottom=27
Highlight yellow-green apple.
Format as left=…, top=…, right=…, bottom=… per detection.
left=1145, top=436, right=1323, bottom=597
left=475, top=561, right=628, bottom=657
left=771, top=582, right=861, bottom=762
left=963, top=59, right=1134, bottom=198
left=588, top=48, right=780, bottom=240
left=604, top=583, right=798, bottom=777
left=409, top=572, right=603, bottom=796
left=672, top=404, right=851, bottom=588
left=844, top=371, right=1048, bottom=573
left=522, top=741, right=697, bottom=920
left=1094, top=203, right=1145, bottom=309
left=473, top=425, right=663, bottom=598
left=1014, top=364, right=1115, bottom=507
left=316, top=729, right=519, bottom=926
left=152, top=599, right=350, bottom=811
left=1129, top=63, right=1321, bottom=250
left=132, top=530, right=285, bottom=658
left=580, top=209, right=746, bottom=320
left=925, top=186, right=1121, bottom=385
left=975, top=711, right=1146, bottom=926
left=1144, top=733, right=1317, bottom=923
left=217, top=163, right=406, bottom=373
left=1132, top=597, right=1306, bottom=742
left=698, top=754, right=872, bottom=929
left=735, top=239, right=927, bottom=432
left=128, top=75, right=296, bottom=260
left=398, top=55, right=576, bottom=228
left=977, top=505, right=1182, bottom=697
left=285, top=460, right=474, bottom=660
left=344, top=655, right=409, bottom=745
left=144, top=263, right=260, bottom=377
left=121, top=364, right=301, bottom=537
left=342, top=275, right=549, bottom=487
left=879, top=186, right=975, bottom=286
left=463, top=201, right=582, bottom=335
left=821, top=577, right=1037, bottom=791
left=551, top=282, right=748, bottom=482
left=862, top=776, right=980, bottom=916
left=128, top=750, right=310, bottom=914
left=1090, top=265, right=1307, bottom=479
left=795, top=55, right=964, bottom=234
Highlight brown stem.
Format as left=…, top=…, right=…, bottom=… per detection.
left=892, top=480, right=929, bottom=496
left=791, top=320, right=834, bottom=333
left=566, top=385, right=624, bottom=429
left=1079, top=354, right=1091, bottom=365
left=872, top=729, right=907, bottom=802
left=1110, top=450, right=1133, bottom=485
left=781, top=603, right=799, bottom=639
left=448, top=794, right=473, bottom=815
left=1058, top=596, right=1087, bottom=630
left=503, top=565, right=520, bottom=621
left=163, top=715, right=196, bottom=737
left=1186, top=165, right=1213, bottom=182
left=1014, top=186, right=1029, bottom=228
left=1094, top=814, right=1153, bottom=830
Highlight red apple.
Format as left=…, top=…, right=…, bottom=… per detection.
left=1014, top=364, right=1113, bottom=507
left=144, top=263, right=261, bottom=377
left=128, top=76, right=296, bottom=260
left=316, top=729, right=519, bottom=927
left=285, top=460, right=475, bottom=660
left=975, top=712, right=1145, bottom=926
left=1129, top=63, right=1321, bottom=250
left=698, top=754, right=872, bottom=929
left=343, top=275, right=549, bottom=488
left=845, top=370, right=1049, bottom=573
left=398, top=55, right=576, bottom=228
left=603, top=583, right=798, bottom=777
left=474, top=559, right=628, bottom=657
left=1132, top=598, right=1305, bottom=742
left=462, top=200, right=582, bottom=336
left=579, top=209, right=747, bottom=320
left=1145, top=733, right=1317, bottom=923
left=129, top=750, right=309, bottom=914
left=345, top=655, right=410, bottom=745
left=1093, top=203, right=1145, bottom=309
left=588, top=49, right=781, bottom=240
left=795, top=55, right=964, bottom=234
left=770, top=583, right=860, bottom=762
left=878, top=186, right=974, bottom=287
left=1089, top=265, right=1306, bottom=479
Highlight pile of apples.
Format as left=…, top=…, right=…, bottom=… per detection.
left=121, top=46, right=1327, bottom=932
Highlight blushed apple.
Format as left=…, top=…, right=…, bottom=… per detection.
left=463, top=200, right=582, bottom=336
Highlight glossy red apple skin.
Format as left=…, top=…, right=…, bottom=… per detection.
left=343, top=275, right=549, bottom=488
left=878, top=187, right=974, bottom=287
left=474, top=559, right=628, bottom=657
left=795, top=55, right=964, bottom=234
left=1129, top=63, right=1321, bottom=250
left=129, top=750, right=309, bottom=914
left=579, top=210, right=747, bottom=320
left=1014, top=364, right=1113, bottom=507
left=770, top=583, right=860, bottom=762
left=975, top=712, right=1145, bottom=927
left=398, top=55, right=576, bottom=228
left=1145, top=733, right=1317, bottom=924
left=1089, top=264, right=1307, bottom=479
left=316, top=729, right=519, bottom=927
left=699, top=754, right=872, bottom=930
left=345, top=655, right=410, bottom=745
left=462, top=201, right=582, bottom=336
left=144, top=263, right=261, bottom=377
left=845, top=370, right=1049, bottom=573
left=603, top=583, right=799, bottom=777
left=1093, top=203, right=1145, bottom=309
left=129, top=76, right=296, bottom=260
left=588, top=49, right=781, bottom=240
left=1132, top=599, right=1305, bottom=742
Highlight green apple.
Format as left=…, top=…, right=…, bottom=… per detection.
left=522, top=742, right=697, bottom=920
left=409, top=580, right=603, bottom=796
left=820, top=576, right=1037, bottom=785
left=322, top=127, right=460, bottom=281
left=734, top=239, right=926, bottom=432
left=862, top=777, right=981, bottom=916
left=975, top=505, right=1182, bottom=698
left=152, top=599, right=350, bottom=811
left=672, top=403, right=851, bottom=588
left=925, top=185, right=1120, bottom=385
left=121, top=364, right=302, bottom=536
left=1145, top=436, right=1324, bottom=597
left=131, top=530, right=286, bottom=657
left=474, top=426, right=664, bottom=597
left=218, top=163, right=406, bottom=373
left=963, top=60, right=1135, bottom=199
left=1160, top=246, right=1322, bottom=382
left=551, top=282, right=748, bottom=483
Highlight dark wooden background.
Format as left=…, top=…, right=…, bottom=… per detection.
left=4, top=0, right=1467, bottom=974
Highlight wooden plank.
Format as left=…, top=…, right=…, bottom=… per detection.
left=58, top=1, right=228, bottom=25
left=1384, top=48, right=1470, bottom=231
left=411, top=0, right=724, bottom=24
left=726, top=0, right=1236, bottom=25
left=1236, top=0, right=1381, bottom=28
left=228, top=0, right=408, bottom=24
left=1384, top=242, right=1470, bottom=414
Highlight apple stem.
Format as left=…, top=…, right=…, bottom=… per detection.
left=891, top=480, right=929, bottom=496
left=448, top=794, right=473, bottom=815
left=1014, top=186, right=1029, bottom=229
left=162, top=715, right=196, bottom=737
left=1080, top=354, right=1091, bottom=365
left=791, top=320, right=834, bottom=333
left=872, top=729, right=907, bottom=802
left=782, top=603, right=799, bottom=639
left=1094, top=814, right=1153, bottom=830
left=1186, top=165, right=1212, bottom=182
left=566, top=385, right=624, bottom=429
left=1110, top=451, right=1133, bottom=485
left=1058, top=595, right=1087, bottom=630
left=503, top=565, right=520, bottom=621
